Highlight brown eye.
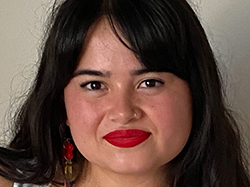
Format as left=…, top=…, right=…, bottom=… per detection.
left=80, top=81, right=105, bottom=90
left=139, top=79, right=164, bottom=88
left=145, top=80, right=157, bottom=87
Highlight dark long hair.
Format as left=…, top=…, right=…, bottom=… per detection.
left=0, top=0, right=249, bottom=186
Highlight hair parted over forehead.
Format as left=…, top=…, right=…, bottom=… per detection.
left=48, top=0, right=206, bottom=83
left=45, top=0, right=214, bottom=154
left=18, top=0, right=217, bottom=179
left=35, top=0, right=221, bottom=180
left=1, top=0, right=249, bottom=186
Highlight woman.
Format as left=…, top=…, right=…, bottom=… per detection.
left=0, top=0, right=249, bottom=186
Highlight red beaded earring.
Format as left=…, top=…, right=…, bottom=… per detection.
left=63, top=139, right=74, bottom=187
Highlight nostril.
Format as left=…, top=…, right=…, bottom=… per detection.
left=107, top=92, right=142, bottom=124
left=108, top=106, right=141, bottom=124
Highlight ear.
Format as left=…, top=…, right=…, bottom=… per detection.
left=65, top=119, right=71, bottom=127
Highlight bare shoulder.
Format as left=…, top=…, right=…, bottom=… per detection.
left=0, top=176, right=13, bottom=187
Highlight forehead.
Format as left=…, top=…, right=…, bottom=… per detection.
left=83, top=18, right=125, bottom=51
left=77, top=18, right=142, bottom=70
left=84, top=18, right=112, bottom=46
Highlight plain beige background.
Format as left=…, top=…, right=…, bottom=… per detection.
left=0, top=0, right=249, bottom=161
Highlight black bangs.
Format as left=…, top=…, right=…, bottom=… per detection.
left=104, top=0, right=191, bottom=80
left=41, top=0, right=104, bottom=89
left=45, top=0, right=194, bottom=84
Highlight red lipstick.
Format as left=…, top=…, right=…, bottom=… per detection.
left=103, top=129, right=151, bottom=148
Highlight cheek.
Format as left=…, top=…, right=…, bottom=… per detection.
left=64, top=88, right=100, bottom=136
left=66, top=101, right=99, bottom=136
left=148, top=91, right=192, bottom=129
left=64, top=92, right=102, bottom=156
left=147, top=88, right=192, bottom=157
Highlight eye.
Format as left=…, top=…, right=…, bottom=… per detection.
left=80, top=81, right=106, bottom=91
left=139, top=79, right=164, bottom=88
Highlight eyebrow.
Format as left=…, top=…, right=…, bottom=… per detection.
left=73, top=69, right=111, bottom=77
left=73, top=68, right=157, bottom=78
left=130, top=68, right=154, bottom=76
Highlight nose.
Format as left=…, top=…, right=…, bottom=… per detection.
left=107, top=92, right=142, bottom=124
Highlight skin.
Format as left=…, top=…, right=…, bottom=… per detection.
left=64, top=18, right=193, bottom=187
left=0, top=177, right=13, bottom=187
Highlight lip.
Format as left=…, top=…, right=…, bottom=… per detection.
left=103, top=129, right=151, bottom=148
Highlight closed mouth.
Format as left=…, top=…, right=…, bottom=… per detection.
left=103, top=129, right=151, bottom=148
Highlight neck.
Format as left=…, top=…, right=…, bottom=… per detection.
left=74, top=163, right=168, bottom=187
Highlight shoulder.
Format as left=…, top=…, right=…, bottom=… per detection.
left=0, top=177, right=58, bottom=187
left=0, top=176, right=13, bottom=187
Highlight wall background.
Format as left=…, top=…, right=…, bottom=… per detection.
left=0, top=0, right=249, bottom=157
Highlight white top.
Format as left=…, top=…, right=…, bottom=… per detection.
left=13, top=183, right=51, bottom=187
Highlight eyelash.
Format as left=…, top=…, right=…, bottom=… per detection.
left=138, top=79, right=164, bottom=88
left=80, top=79, right=164, bottom=91
left=80, top=81, right=106, bottom=91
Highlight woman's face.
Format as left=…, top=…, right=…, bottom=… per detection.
left=64, top=19, right=192, bottom=177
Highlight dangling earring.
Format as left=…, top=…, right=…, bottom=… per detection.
left=63, top=139, right=74, bottom=187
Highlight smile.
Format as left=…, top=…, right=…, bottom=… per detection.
left=103, top=129, right=151, bottom=148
